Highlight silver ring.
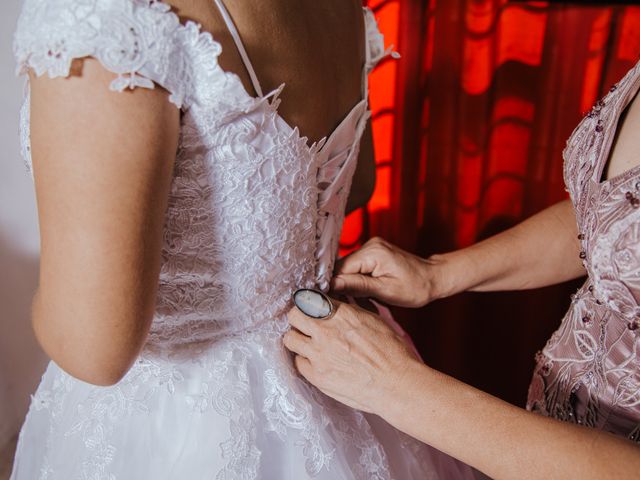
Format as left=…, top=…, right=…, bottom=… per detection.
left=293, top=288, right=334, bottom=319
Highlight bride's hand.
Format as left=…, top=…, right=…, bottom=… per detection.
left=331, top=237, right=448, bottom=308
left=284, top=299, right=422, bottom=415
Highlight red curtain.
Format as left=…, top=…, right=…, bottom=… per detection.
left=342, top=1, right=640, bottom=405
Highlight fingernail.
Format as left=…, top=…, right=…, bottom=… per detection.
left=332, top=277, right=344, bottom=290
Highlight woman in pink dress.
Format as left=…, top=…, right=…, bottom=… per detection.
left=284, top=60, right=640, bottom=477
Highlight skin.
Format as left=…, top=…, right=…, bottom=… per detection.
left=331, top=199, right=585, bottom=308
left=30, top=0, right=375, bottom=386
left=284, top=87, right=640, bottom=478
left=285, top=303, right=640, bottom=479
left=30, top=61, right=180, bottom=386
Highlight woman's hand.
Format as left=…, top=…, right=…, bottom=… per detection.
left=331, top=237, right=449, bottom=307
left=332, top=199, right=587, bottom=307
left=285, top=296, right=640, bottom=480
left=284, top=298, right=422, bottom=414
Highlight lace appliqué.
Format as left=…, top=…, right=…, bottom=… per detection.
left=11, top=1, right=438, bottom=479
left=363, top=7, right=400, bottom=75
left=263, top=369, right=335, bottom=476
left=14, top=0, right=223, bottom=109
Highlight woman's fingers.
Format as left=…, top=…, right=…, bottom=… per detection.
left=333, top=237, right=400, bottom=297
left=286, top=298, right=419, bottom=414
left=283, top=329, right=313, bottom=358
left=287, top=306, right=320, bottom=337
left=293, top=355, right=314, bottom=381
left=333, top=238, right=434, bottom=308
left=331, top=273, right=385, bottom=297
left=334, top=239, right=383, bottom=276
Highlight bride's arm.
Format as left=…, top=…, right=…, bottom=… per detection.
left=285, top=303, right=640, bottom=480
left=30, top=58, right=179, bottom=386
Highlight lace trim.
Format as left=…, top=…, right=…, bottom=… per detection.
left=19, top=89, right=32, bottom=177
left=263, top=369, right=335, bottom=476
left=14, top=0, right=224, bottom=109
left=363, top=7, right=400, bottom=75
left=314, top=105, right=370, bottom=291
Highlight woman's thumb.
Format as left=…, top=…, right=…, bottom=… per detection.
left=331, top=273, right=382, bottom=297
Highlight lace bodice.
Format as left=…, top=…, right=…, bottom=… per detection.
left=528, top=60, right=640, bottom=440
left=15, top=0, right=389, bottom=354
left=10, top=2, right=477, bottom=479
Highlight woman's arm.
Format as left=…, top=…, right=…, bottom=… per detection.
left=386, top=362, right=640, bottom=480
left=333, top=199, right=586, bottom=307
left=440, top=198, right=586, bottom=294
left=30, top=58, right=180, bottom=386
left=284, top=302, right=640, bottom=480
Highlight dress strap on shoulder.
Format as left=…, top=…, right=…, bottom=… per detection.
left=212, top=0, right=264, bottom=97
left=362, top=7, right=399, bottom=97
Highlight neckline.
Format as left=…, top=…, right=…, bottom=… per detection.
left=207, top=3, right=372, bottom=155
left=594, top=62, right=640, bottom=187
left=154, top=1, right=374, bottom=155
left=239, top=57, right=370, bottom=156
left=258, top=82, right=368, bottom=156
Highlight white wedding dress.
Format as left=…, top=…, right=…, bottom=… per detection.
left=11, top=1, right=474, bottom=478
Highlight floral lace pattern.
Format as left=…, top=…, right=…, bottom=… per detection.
left=10, top=1, right=460, bottom=479
left=527, top=60, right=640, bottom=441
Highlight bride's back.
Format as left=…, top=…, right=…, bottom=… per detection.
left=9, top=3, right=454, bottom=479
left=15, top=0, right=379, bottom=378
left=171, top=0, right=366, bottom=144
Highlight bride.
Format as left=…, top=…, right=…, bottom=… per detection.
left=10, top=0, right=474, bottom=478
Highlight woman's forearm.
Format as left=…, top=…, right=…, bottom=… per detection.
left=382, top=361, right=640, bottom=480
left=431, top=199, right=586, bottom=299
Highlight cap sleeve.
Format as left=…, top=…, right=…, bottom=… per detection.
left=13, top=0, right=222, bottom=109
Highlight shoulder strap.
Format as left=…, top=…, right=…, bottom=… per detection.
left=212, top=0, right=264, bottom=97
left=362, top=7, right=399, bottom=98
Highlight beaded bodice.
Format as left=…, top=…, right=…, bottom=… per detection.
left=528, top=60, right=640, bottom=440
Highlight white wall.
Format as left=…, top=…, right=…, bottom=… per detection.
left=0, top=0, right=48, bottom=449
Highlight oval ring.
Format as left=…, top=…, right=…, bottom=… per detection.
left=292, top=288, right=334, bottom=319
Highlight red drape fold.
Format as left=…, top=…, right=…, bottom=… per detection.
left=343, top=1, right=640, bottom=405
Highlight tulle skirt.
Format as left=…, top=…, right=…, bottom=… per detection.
left=11, top=317, right=475, bottom=480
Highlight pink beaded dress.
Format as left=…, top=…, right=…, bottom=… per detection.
left=528, top=59, right=640, bottom=441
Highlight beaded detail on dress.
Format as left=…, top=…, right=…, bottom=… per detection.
left=527, top=60, right=640, bottom=440
left=10, top=1, right=474, bottom=479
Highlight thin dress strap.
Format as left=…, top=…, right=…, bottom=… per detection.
left=212, top=0, right=264, bottom=97
left=362, top=19, right=370, bottom=100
